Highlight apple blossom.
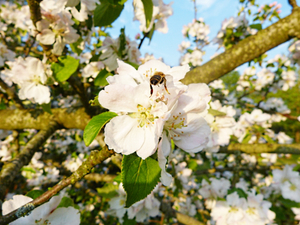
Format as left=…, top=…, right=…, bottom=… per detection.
left=82, top=61, right=105, bottom=78
left=108, top=183, right=160, bottom=223
left=2, top=57, right=51, bottom=104
left=98, top=59, right=211, bottom=185
left=182, top=18, right=210, bottom=43
left=99, top=36, right=141, bottom=72
left=133, top=0, right=173, bottom=33
left=36, top=8, right=80, bottom=55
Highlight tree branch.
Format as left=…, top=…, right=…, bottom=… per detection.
left=218, top=143, right=300, bottom=154
left=0, top=122, right=60, bottom=200
left=288, top=0, right=298, bottom=9
left=182, top=7, right=300, bottom=85
left=0, top=108, right=90, bottom=130
left=0, top=147, right=113, bottom=225
left=27, top=0, right=42, bottom=26
left=67, top=76, right=94, bottom=116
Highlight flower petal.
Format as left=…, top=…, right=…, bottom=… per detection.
left=104, top=115, right=144, bottom=155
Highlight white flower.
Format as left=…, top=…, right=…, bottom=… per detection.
left=82, top=61, right=105, bottom=78
left=279, top=70, right=298, bottom=91
left=133, top=0, right=173, bottom=33
left=99, top=36, right=141, bottom=72
left=199, top=178, right=230, bottom=209
left=99, top=59, right=186, bottom=160
left=255, top=69, right=275, bottom=91
left=36, top=10, right=79, bottom=55
left=281, top=178, right=300, bottom=202
left=276, top=131, right=293, bottom=144
left=243, top=190, right=275, bottom=224
left=2, top=195, right=80, bottom=225
left=211, top=192, right=246, bottom=225
left=98, top=59, right=211, bottom=185
left=108, top=183, right=160, bottom=223
left=2, top=57, right=51, bottom=104
left=178, top=41, right=191, bottom=53
left=70, top=0, right=99, bottom=22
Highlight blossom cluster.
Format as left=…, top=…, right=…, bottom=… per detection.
left=213, top=14, right=257, bottom=48
left=133, top=0, right=173, bottom=34
left=211, top=191, right=275, bottom=225
left=98, top=59, right=211, bottom=185
left=108, top=183, right=160, bottom=223
left=1, top=57, right=51, bottom=104
left=98, top=36, right=141, bottom=72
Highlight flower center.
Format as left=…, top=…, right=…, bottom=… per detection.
left=129, top=104, right=156, bottom=128
left=164, top=112, right=186, bottom=139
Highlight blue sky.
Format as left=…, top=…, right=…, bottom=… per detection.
left=109, top=0, right=298, bottom=72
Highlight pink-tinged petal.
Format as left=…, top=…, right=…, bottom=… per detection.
left=173, top=116, right=211, bottom=153
left=104, top=115, right=144, bottom=155
left=98, top=84, right=139, bottom=113
left=116, top=59, right=143, bottom=83
left=37, top=29, right=55, bottom=45
left=157, top=135, right=172, bottom=186
left=138, top=59, right=170, bottom=78
left=29, top=195, right=62, bottom=222
left=47, top=207, right=80, bottom=225
left=136, top=122, right=160, bottom=159
left=166, top=64, right=190, bottom=82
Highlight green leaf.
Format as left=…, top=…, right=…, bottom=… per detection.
left=94, top=69, right=113, bottom=86
left=141, top=0, right=153, bottom=28
left=146, top=23, right=155, bottom=44
left=249, top=23, right=262, bottom=30
left=118, top=28, right=126, bottom=57
left=94, top=0, right=124, bottom=27
left=122, top=153, right=161, bottom=207
left=41, top=103, right=52, bottom=114
left=280, top=197, right=300, bottom=208
left=51, top=56, right=79, bottom=82
left=83, top=112, right=118, bottom=146
left=208, top=109, right=227, bottom=117
left=26, top=190, right=44, bottom=199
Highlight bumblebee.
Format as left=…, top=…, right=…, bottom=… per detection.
left=149, top=72, right=170, bottom=96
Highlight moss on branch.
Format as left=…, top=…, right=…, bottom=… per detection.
left=219, top=143, right=300, bottom=154
left=0, top=108, right=90, bottom=130
left=182, top=7, right=300, bottom=85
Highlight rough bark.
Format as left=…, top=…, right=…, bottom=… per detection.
left=181, top=7, right=300, bottom=85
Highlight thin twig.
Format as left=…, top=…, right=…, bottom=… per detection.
left=0, top=147, right=113, bottom=225
left=0, top=122, right=60, bottom=200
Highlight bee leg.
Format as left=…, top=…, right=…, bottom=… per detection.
left=150, top=84, right=153, bottom=97
left=163, top=78, right=170, bottom=94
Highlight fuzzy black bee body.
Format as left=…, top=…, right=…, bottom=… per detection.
left=149, top=72, right=170, bottom=96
